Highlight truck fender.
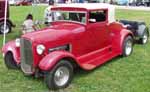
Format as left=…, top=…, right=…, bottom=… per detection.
left=39, top=51, right=78, bottom=71
left=2, top=40, right=20, bottom=64
left=137, top=24, right=147, bottom=38
left=0, top=18, right=15, bottom=27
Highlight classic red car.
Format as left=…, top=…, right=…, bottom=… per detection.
left=0, top=0, right=15, bottom=34
left=1, top=3, right=147, bottom=90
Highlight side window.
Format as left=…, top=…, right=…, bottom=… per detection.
left=89, top=10, right=107, bottom=23
left=69, top=13, right=86, bottom=23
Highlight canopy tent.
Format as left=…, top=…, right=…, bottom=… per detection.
left=3, top=0, right=8, bottom=46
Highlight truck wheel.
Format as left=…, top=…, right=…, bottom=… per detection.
left=4, top=52, right=19, bottom=69
left=0, top=21, right=12, bottom=34
left=45, top=60, right=73, bottom=90
left=122, top=36, right=133, bottom=57
left=139, top=30, right=149, bottom=44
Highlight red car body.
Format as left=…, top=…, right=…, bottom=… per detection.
left=2, top=3, right=134, bottom=89
left=2, top=22, right=132, bottom=69
left=2, top=3, right=133, bottom=73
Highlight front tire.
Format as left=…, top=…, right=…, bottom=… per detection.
left=45, top=60, right=73, bottom=90
left=4, top=52, right=19, bottom=69
left=122, top=36, right=133, bottom=57
left=0, top=21, right=12, bottom=34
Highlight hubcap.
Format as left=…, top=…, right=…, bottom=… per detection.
left=125, top=40, right=132, bottom=55
left=54, top=66, right=69, bottom=86
left=142, top=32, right=148, bottom=44
left=0, top=24, right=9, bottom=34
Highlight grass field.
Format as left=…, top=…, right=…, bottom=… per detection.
left=0, top=6, right=150, bottom=92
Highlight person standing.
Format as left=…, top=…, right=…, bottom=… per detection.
left=22, top=14, right=36, bottom=34
left=44, top=5, right=54, bottom=26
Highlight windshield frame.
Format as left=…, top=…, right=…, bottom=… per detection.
left=51, top=10, right=87, bottom=25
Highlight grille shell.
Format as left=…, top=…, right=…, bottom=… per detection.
left=20, top=38, right=34, bottom=74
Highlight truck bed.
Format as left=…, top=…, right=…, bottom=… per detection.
left=119, top=20, right=146, bottom=37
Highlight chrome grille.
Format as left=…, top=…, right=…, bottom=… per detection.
left=20, top=38, right=33, bottom=74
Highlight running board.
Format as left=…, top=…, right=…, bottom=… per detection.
left=80, top=50, right=119, bottom=70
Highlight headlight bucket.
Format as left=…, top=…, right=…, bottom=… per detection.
left=36, top=44, right=45, bottom=55
left=15, top=38, right=20, bottom=47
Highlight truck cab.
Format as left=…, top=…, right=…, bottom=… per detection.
left=0, top=0, right=15, bottom=34
left=2, top=3, right=136, bottom=90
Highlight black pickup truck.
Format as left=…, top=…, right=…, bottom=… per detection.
left=120, top=20, right=149, bottom=44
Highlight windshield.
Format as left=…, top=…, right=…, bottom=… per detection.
left=52, top=11, right=87, bottom=24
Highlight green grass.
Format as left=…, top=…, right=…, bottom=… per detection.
left=0, top=7, right=150, bottom=92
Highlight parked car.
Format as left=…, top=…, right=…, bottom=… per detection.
left=117, top=0, right=128, bottom=5
left=0, top=0, right=15, bottom=34
left=15, top=0, right=32, bottom=6
left=145, top=0, right=150, bottom=6
left=2, top=3, right=149, bottom=90
left=9, top=0, right=31, bottom=6
left=9, top=0, right=19, bottom=5
left=129, top=0, right=150, bottom=7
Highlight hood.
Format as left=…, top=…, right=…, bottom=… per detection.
left=22, top=23, right=85, bottom=44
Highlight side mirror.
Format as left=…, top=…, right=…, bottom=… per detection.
left=89, top=19, right=96, bottom=23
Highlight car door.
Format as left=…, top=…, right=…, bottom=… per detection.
left=87, top=9, right=110, bottom=51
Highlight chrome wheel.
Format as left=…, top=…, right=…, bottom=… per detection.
left=0, top=24, right=10, bottom=34
left=54, top=66, right=70, bottom=87
left=142, top=32, right=148, bottom=44
left=45, top=60, right=73, bottom=90
left=125, top=40, right=132, bottom=56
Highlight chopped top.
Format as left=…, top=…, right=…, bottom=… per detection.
left=55, top=3, right=114, bottom=10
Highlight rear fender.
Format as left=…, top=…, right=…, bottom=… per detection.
left=136, top=24, right=146, bottom=38
left=39, top=51, right=78, bottom=71
left=111, top=29, right=133, bottom=55
left=2, top=40, right=20, bottom=64
left=7, top=19, right=15, bottom=27
left=147, top=27, right=150, bottom=37
left=120, top=29, right=134, bottom=50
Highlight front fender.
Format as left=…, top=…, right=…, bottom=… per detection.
left=2, top=40, right=20, bottom=64
left=39, top=51, right=77, bottom=71
left=0, top=18, right=15, bottom=27
left=7, top=19, right=16, bottom=27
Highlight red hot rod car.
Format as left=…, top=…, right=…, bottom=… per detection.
left=1, top=3, right=149, bottom=90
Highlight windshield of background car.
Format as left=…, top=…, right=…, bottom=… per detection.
left=52, top=11, right=87, bottom=24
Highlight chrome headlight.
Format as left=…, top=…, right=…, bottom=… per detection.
left=36, top=44, right=45, bottom=55
left=15, top=38, right=20, bottom=47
